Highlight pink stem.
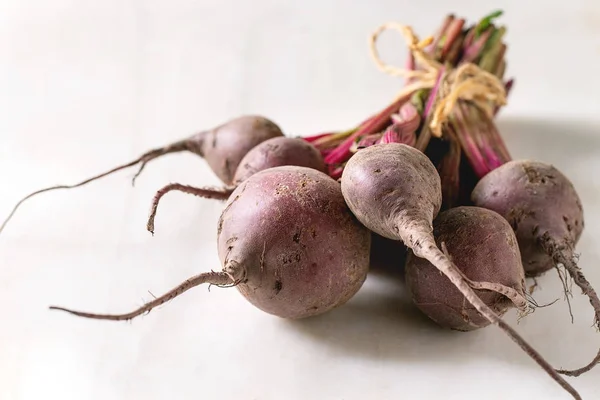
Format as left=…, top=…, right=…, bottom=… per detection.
left=462, top=27, right=475, bottom=50
left=423, top=67, right=446, bottom=117
left=452, top=103, right=512, bottom=178
left=324, top=96, right=408, bottom=165
left=429, top=14, right=454, bottom=54
left=451, top=105, right=489, bottom=177
left=441, top=19, right=465, bottom=58
left=329, top=166, right=344, bottom=180
left=303, top=132, right=334, bottom=143
left=460, top=29, right=492, bottom=64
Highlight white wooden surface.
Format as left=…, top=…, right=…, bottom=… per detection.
left=0, top=1, right=599, bottom=399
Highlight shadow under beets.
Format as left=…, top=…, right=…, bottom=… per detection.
left=367, top=233, right=407, bottom=282
left=285, top=274, right=536, bottom=368
left=286, top=116, right=600, bottom=372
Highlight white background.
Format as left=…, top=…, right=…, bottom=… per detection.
left=1, top=1, right=599, bottom=399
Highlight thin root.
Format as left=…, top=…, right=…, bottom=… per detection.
left=525, top=292, right=559, bottom=309
left=0, top=140, right=190, bottom=235
left=49, top=270, right=235, bottom=321
left=440, top=242, right=529, bottom=313
left=555, top=264, right=575, bottom=323
left=147, top=183, right=233, bottom=235
left=543, top=238, right=600, bottom=377
left=415, top=237, right=580, bottom=399
left=131, top=160, right=151, bottom=186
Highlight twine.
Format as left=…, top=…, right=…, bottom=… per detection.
left=369, top=22, right=506, bottom=137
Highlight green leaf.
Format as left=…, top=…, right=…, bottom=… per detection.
left=411, top=90, right=428, bottom=115
left=475, top=10, right=503, bottom=38
left=480, top=26, right=506, bottom=63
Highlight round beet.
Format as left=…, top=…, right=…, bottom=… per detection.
left=405, top=206, right=527, bottom=331
left=472, top=160, right=583, bottom=277
left=50, top=166, right=371, bottom=320
left=217, top=166, right=369, bottom=318
left=472, top=159, right=600, bottom=377
left=232, top=137, right=326, bottom=185
left=197, top=115, right=285, bottom=184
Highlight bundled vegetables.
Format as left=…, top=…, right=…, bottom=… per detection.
left=3, top=9, right=599, bottom=400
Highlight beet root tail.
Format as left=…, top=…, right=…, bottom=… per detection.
left=544, top=240, right=600, bottom=377
left=147, top=183, right=233, bottom=235
left=0, top=140, right=191, bottom=236
left=49, top=270, right=236, bottom=321
left=440, top=242, right=530, bottom=313
left=414, top=237, right=581, bottom=400
left=129, top=140, right=190, bottom=186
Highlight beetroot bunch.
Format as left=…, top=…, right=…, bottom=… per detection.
left=3, top=10, right=598, bottom=400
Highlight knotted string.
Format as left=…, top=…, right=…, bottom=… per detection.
left=369, top=22, right=506, bottom=137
